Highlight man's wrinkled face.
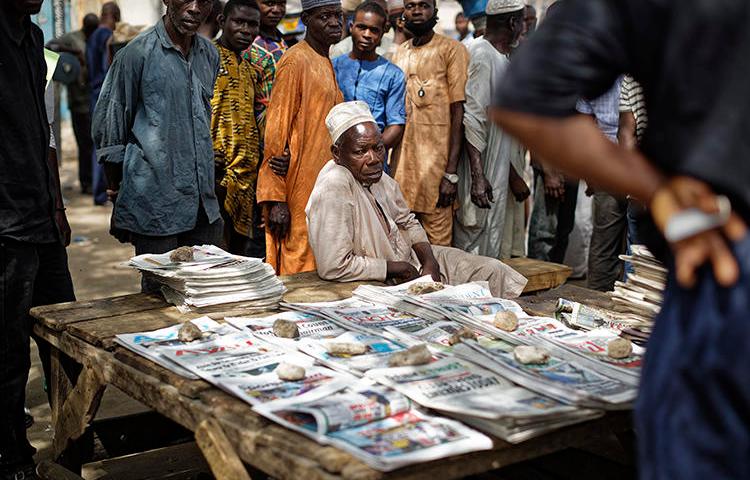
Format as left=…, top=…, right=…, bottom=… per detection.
left=12, top=0, right=44, bottom=15
left=333, top=123, right=385, bottom=186
left=221, top=5, right=261, bottom=51
left=165, top=0, right=215, bottom=36
left=259, top=0, right=287, bottom=31
left=403, top=0, right=435, bottom=24
left=350, top=10, right=385, bottom=54
left=303, top=5, right=344, bottom=46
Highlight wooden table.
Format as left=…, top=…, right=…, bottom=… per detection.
left=31, top=268, right=629, bottom=480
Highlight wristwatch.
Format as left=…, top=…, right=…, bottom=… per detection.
left=443, top=173, right=459, bottom=184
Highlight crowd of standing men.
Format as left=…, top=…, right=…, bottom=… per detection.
left=4, top=0, right=750, bottom=478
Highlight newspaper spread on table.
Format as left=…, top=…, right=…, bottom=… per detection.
left=114, top=317, right=238, bottom=379
left=453, top=339, right=637, bottom=409
left=157, top=330, right=353, bottom=406
left=298, top=331, right=406, bottom=375
left=225, top=311, right=346, bottom=350
left=254, top=382, right=493, bottom=471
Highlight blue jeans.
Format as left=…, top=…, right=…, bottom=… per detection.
left=636, top=233, right=750, bottom=479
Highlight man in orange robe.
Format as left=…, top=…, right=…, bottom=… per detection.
left=256, top=0, right=344, bottom=274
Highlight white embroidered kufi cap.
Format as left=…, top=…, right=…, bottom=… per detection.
left=326, top=101, right=377, bottom=144
left=485, top=0, right=524, bottom=15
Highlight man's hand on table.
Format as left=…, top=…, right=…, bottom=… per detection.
left=650, top=176, right=747, bottom=289
left=267, top=201, right=291, bottom=239
left=386, top=261, right=420, bottom=284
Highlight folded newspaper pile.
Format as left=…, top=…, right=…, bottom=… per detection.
left=610, top=244, right=666, bottom=334
left=128, top=245, right=286, bottom=309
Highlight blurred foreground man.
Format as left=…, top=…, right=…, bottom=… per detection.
left=391, top=0, right=469, bottom=246
left=492, top=1, right=750, bottom=478
left=307, top=102, right=527, bottom=296
left=256, top=0, right=344, bottom=274
left=1, top=1, right=75, bottom=478
left=94, top=0, right=223, bottom=292
left=212, top=0, right=264, bottom=257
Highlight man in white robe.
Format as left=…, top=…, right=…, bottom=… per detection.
left=454, top=0, right=528, bottom=259
left=306, top=101, right=527, bottom=297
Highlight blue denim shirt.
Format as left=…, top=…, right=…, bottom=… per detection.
left=93, top=19, right=220, bottom=236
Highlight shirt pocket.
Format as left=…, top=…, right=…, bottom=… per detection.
left=406, top=76, right=449, bottom=126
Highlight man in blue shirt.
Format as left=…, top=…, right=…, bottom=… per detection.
left=93, top=0, right=223, bottom=293
left=87, top=2, right=120, bottom=206
left=332, top=1, right=406, bottom=170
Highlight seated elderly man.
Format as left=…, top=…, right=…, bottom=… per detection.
left=306, top=101, right=527, bottom=297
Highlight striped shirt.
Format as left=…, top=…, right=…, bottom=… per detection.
left=619, top=74, right=648, bottom=143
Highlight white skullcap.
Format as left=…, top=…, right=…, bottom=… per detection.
left=326, top=101, right=377, bottom=144
left=485, top=0, right=524, bottom=15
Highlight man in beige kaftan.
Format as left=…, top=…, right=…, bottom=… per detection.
left=305, top=101, right=527, bottom=297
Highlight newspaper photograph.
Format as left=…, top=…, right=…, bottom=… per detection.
left=218, top=364, right=353, bottom=407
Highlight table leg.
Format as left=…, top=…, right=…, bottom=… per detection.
left=50, top=347, right=106, bottom=473
left=195, top=418, right=253, bottom=480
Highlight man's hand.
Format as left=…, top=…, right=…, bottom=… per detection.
left=509, top=169, right=530, bottom=202
left=651, top=176, right=747, bottom=288
left=543, top=171, right=566, bottom=199
left=270, top=146, right=290, bottom=177
left=386, top=261, right=420, bottom=284
left=437, top=177, right=458, bottom=208
left=419, top=257, right=441, bottom=282
left=55, top=209, right=71, bottom=247
left=470, top=174, right=494, bottom=208
left=266, top=201, right=291, bottom=239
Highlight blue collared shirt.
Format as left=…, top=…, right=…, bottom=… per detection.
left=93, top=19, right=220, bottom=236
left=576, top=78, right=622, bottom=142
left=332, top=54, right=406, bottom=132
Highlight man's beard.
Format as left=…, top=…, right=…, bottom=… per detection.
left=404, top=14, right=438, bottom=37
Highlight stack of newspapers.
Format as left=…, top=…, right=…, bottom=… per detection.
left=610, top=244, right=666, bottom=333
left=128, top=245, right=286, bottom=309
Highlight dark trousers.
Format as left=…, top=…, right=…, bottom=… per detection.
left=0, top=239, right=75, bottom=466
left=587, top=192, right=628, bottom=291
left=636, top=234, right=750, bottom=479
left=227, top=228, right=265, bottom=259
left=70, top=111, right=93, bottom=192
left=131, top=209, right=224, bottom=293
left=527, top=169, right=579, bottom=264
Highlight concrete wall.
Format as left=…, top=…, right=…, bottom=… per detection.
left=69, top=0, right=163, bottom=31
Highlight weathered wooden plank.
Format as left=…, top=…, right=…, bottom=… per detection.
left=195, top=418, right=253, bottom=480
left=53, top=366, right=106, bottom=458
left=504, top=257, right=572, bottom=293
left=113, top=347, right=211, bottom=399
left=81, top=442, right=212, bottom=480
left=516, top=284, right=615, bottom=317
left=31, top=293, right=167, bottom=331
left=36, top=461, right=85, bottom=480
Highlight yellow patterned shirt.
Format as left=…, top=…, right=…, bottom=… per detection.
left=211, top=42, right=261, bottom=237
